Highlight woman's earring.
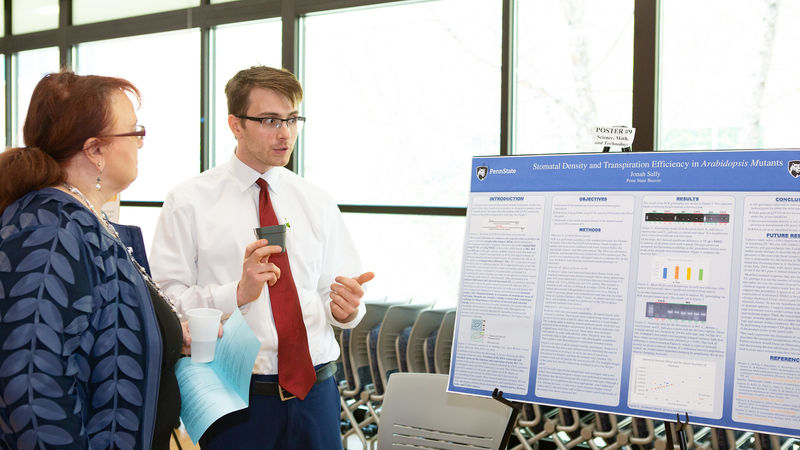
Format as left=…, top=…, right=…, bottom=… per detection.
left=96, top=162, right=103, bottom=190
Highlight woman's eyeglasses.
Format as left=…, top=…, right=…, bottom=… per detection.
left=98, top=124, right=146, bottom=141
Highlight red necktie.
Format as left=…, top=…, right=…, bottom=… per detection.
left=256, top=178, right=316, bottom=400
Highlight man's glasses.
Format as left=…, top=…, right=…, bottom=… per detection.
left=236, top=115, right=306, bottom=132
left=99, top=124, right=146, bottom=141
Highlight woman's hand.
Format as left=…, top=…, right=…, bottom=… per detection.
left=181, top=321, right=224, bottom=356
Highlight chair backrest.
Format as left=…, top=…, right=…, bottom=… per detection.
left=424, top=329, right=439, bottom=373
left=394, top=325, right=413, bottom=372
left=339, top=329, right=354, bottom=389
left=367, top=323, right=384, bottom=394
left=378, top=372, right=512, bottom=449
left=435, top=309, right=456, bottom=374
left=332, top=327, right=345, bottom=384
left=406, top=309, right=449, bottom=373
left=341, top=300, right=394, bottom=396
left=376, top=303, right=432, bottom=390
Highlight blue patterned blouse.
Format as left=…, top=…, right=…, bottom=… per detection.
left=0, top=188, right=162, bottom=450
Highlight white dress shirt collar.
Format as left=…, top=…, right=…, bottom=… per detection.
left=230, top=151, right=284, bottom=195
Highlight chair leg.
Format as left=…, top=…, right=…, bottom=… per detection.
left=340, top=395, right=368, bottom=449
left=511, top=426, right=535, bottom=450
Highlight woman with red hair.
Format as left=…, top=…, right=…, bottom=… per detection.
left=0, top=71, right=182, bottom=449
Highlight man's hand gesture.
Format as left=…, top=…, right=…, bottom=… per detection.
left=330, top=272, right=375, bottom=323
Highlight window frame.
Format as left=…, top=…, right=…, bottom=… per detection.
left=0, top=0, right=659, bottom=303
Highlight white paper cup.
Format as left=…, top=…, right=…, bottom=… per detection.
left=186, top=308, right=222, bottom=363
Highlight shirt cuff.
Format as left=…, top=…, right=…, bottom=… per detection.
left=328, top=300, right=366, bottom=329
left=210, top=280, right=241, bottom=315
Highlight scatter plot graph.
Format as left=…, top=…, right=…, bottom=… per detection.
left=629, top=355, right=715, bottom=413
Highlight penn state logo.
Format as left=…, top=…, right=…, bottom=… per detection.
left=789, top=161, right=800, bottom=178
left=476, top=166, right=488, bottom=181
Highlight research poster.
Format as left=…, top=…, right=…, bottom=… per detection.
left=448, top=150, right=800, bottom=438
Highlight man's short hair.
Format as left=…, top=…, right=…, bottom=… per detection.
left=225, top=66, right=303, bottom=116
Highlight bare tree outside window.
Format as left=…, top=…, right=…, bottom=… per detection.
left=515, top=0, right=634, bottom=154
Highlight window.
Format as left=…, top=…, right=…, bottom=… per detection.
left=302, top=0, right=502, bottom=207
left=212, top=19, right=281, bottom=166
left=76, top=30, right=200, bottom=236
left=4, top=0, right=799, bottom=313
left=343, top=213, right=466, bottom=307
left=515, top=0, right=634, bottom=154
left=658, top=1, right=800, bottom=150
left=120, top=206, right=163, bottom=257
left=12, top=0, right=58, bottom=34
left=76, top=30, right=201, bottom=202
left=301, top=0, right=501, bottom=306
left=14, top=47, right=59, bottom=146
left=73, top=0, right=199, bottom=25
left=0, top=57, right=5, bottom=146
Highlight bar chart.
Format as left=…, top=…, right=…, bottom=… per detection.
left=651, top=257, right=709, bottom=284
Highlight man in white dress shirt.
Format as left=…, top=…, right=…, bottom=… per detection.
left=150, top=66, right=373, bottom=449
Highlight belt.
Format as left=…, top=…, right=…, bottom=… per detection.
left=252, top=362, right=337, bottom=401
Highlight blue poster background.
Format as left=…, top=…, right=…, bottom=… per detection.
left=449, top=149, right=800, bottom=438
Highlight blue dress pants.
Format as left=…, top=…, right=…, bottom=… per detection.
left=199, top=372, right=342, bottom=450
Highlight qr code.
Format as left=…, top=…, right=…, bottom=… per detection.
left=470, top=319, right=485, bottom=342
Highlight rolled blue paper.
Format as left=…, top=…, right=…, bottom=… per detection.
left=175, top=308, right=260, bottom=444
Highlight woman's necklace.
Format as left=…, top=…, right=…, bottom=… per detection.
left=62, top=183, right=181, bottom=319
